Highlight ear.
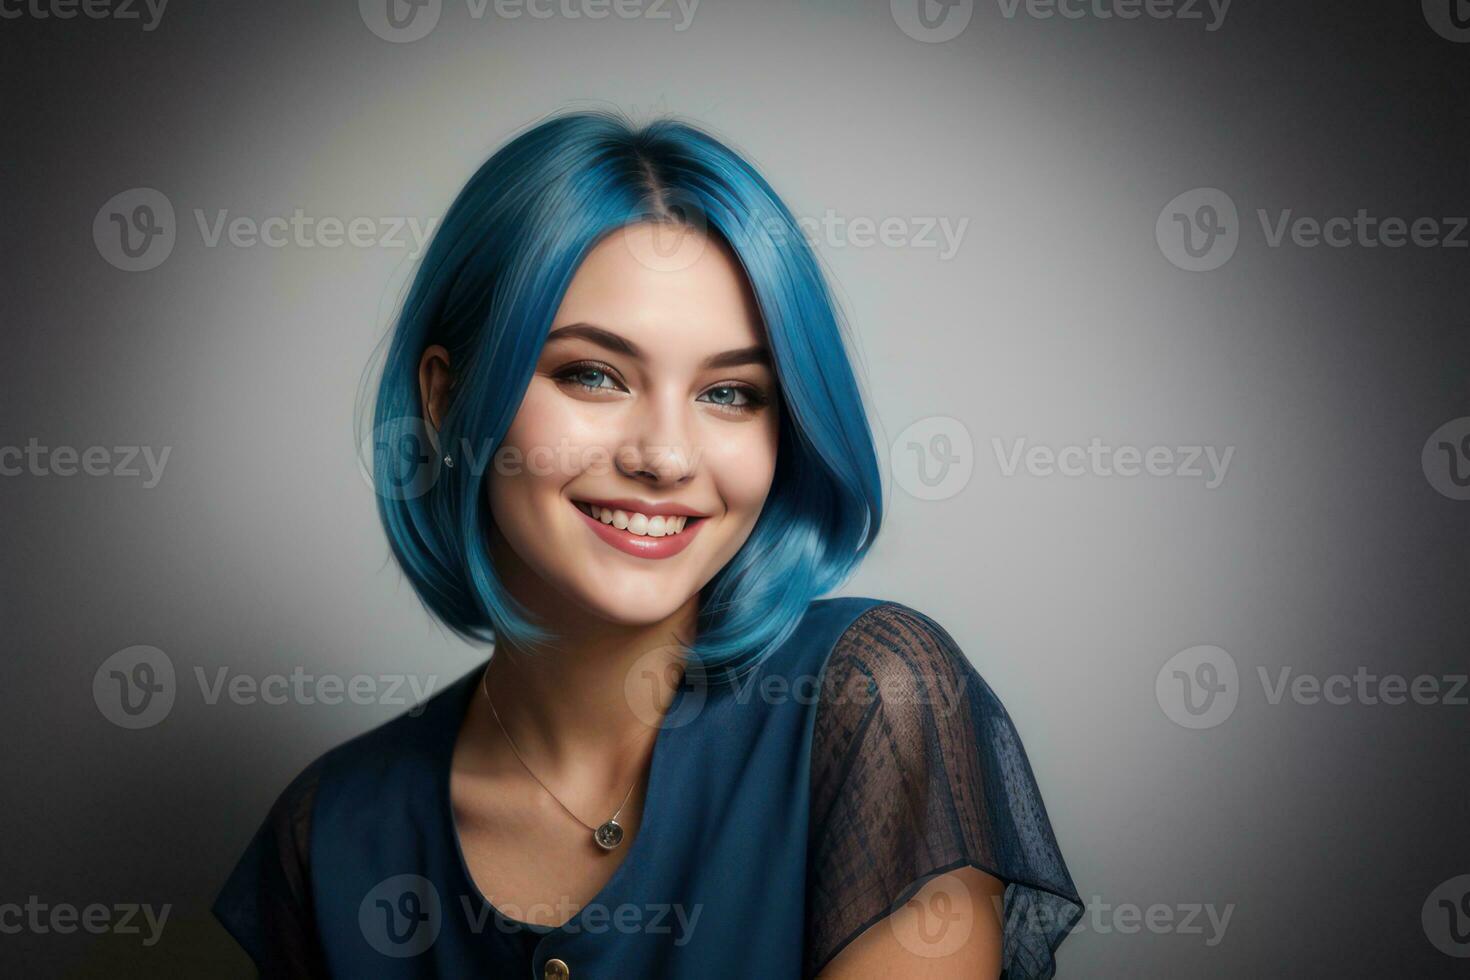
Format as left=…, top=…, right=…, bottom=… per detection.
left=418, top=345, right=453, bottom=431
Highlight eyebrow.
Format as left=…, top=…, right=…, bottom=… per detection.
left=545, top=322, right=772, bottom=371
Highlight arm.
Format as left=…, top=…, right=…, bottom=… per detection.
left=816, top=866, right=1004, bottom=979
left=212, top=757, right=329, bottom=978
left=804, top=602, right=1082, bottom=980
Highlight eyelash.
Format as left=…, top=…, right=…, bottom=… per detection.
left=552, top=360, right=770, bottom=417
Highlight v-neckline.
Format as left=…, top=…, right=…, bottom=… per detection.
left=436, top=661, right=693, bottom=934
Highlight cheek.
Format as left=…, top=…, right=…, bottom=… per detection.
left=705, top=417, right=780, bottom=519
left=487, top=383, right=588, bottom=520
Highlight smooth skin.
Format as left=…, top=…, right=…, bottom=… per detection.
left=420, top=220, right=1003, bottom=975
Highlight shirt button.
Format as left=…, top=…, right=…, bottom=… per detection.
left=543, top=957, right=570, bottom=980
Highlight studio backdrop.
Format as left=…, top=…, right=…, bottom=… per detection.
left=1, top=0, right=1467, bottom=977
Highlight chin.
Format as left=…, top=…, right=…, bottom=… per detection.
left=560, top=577, right=694, bottom=628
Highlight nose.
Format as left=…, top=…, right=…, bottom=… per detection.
left=615, top=390, right=697, bottom=487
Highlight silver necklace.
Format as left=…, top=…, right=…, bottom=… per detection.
left=480, top=668, right=639, bottom=851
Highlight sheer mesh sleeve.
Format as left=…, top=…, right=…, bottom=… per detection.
left=212, top=757, right=329, bottom=978
left=805, top=602, right=1083, bottom=978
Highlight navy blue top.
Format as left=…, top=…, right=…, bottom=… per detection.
left=212, top=596, right=1083, bottom=977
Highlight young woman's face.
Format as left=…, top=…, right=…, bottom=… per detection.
left=485, top=221, right=781, bottom=627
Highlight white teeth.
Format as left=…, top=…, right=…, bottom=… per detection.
left=579, top=502, right=691, bottom=537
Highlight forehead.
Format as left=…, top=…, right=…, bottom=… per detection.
left=549, top=222, right=767, bottom=354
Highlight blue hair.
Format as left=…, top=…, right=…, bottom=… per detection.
left=362, top=109, right=883, bottom=679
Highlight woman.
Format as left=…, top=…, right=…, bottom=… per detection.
left=212, top=109, right=1082, bottom=978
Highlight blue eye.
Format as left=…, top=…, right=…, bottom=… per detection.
left=702, top=386, right=746, bottom=407
left=554, top=362, right=625, bottom=393
left=699, top=383, right=769, bottom=415
left=554, top=361, right=770, bottom=417
left=571, top=368, right=612, bottom=389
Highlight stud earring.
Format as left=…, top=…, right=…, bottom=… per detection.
left=443, top=453, right=454, bottom=469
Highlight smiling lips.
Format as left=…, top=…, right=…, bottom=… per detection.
left=571, top=497, right=709, bottom=559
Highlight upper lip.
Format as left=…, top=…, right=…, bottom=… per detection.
left=572, top=496, right=710, bottom=519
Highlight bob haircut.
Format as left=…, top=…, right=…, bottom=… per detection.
left=363, top=108, right=883, bottom=679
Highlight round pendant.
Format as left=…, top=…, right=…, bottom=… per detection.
left=593, top=819, right=624, bottom=850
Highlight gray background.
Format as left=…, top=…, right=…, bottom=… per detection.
left=2, top=0, right=1468, bottom=976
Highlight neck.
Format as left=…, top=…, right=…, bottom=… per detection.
left=471, top=529, right=696, bottom=789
